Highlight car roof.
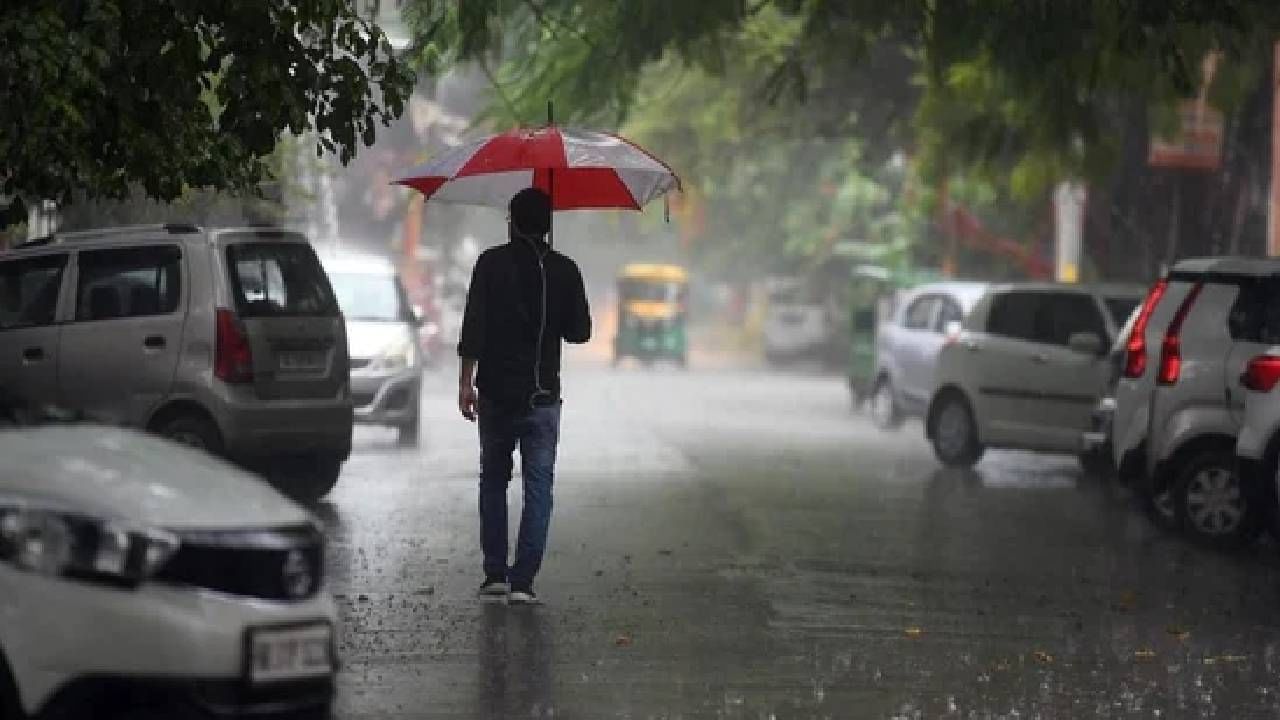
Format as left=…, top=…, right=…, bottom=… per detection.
left=1, top=224, right=310, bottom=258
left=985, top=281, right=1145, bottom=298
left=1169, top=255, right=1280, bottom=278
left=319, top=252, right=398, bottom=276
left=905, top=281, right=991, bottom=309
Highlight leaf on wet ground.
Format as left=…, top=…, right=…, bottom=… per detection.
left=1033, top=650, right=1054, bottom=664
left=1166, top=625, right=1190, bottom=641
left=1134, top=649, right=1157, bottom=661
left=615, top=633, right=634, bottom=647
left=904, top=626, right=923, bottom=638
left=1111, top=590, right=1137, bottom=612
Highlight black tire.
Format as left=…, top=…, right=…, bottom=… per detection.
left=269, top=455, right=344, bottom=504
left=156, top=413, right=224, bottom=456
left=397, top=413, right=420, bottom=447
left=1172, top=447, right=1265, bottom=550
left=930, top=393, right=984, bottom=468
left=868, top=376, right=904, bottom=431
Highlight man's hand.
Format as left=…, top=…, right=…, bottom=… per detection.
left=459, top=383, right=478, bottom=422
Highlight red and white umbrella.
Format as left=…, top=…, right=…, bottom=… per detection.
left=393, top=126, right=680, bottom=211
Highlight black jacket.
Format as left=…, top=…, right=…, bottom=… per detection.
left=458, top=239, right=592, bottom=407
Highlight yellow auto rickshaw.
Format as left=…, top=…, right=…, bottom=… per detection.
left=614, top=263, right=689, bottom=366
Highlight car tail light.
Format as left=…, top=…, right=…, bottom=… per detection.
left=1157, top=282, right=1203, bottom=386
left=1123, top=278, right=1169, bottom=378
left=1243, top=355, right=1280, bottom=392
left=214, top=308, right=253, bottom=383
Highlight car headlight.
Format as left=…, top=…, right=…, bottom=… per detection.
left=370, top=338, right=416, bottom=372
left=0, top=501, right=179, bottom=586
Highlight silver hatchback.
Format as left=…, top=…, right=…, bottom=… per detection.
left=0, top=224, right=353, bottom=501
left=322, top=253, right=423, bottom=446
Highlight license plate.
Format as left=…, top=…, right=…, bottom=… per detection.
left=278, top=351, right=325, bottom=371
left=246, top=622, right=333, bottom=684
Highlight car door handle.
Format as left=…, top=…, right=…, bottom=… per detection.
left=143, top=335, right=167, bottom=350
left=21, top=346, right=44, bottom=362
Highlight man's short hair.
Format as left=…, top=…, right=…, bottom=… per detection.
left=510, top=187, right=552, bottom=237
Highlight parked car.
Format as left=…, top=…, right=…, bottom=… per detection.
left=762, top=277, right=830, bottom=365
left=1111, top=257, right=1280, bottom=547
left=867, top=281, right=989, bottom=430
left=0, top=396, right=336, bottom=719
left=926, top=283, right=1144, bottom=468
left=1237, top=345, right=1280, bottom=545
left=322, top=253, right=423, bottom=446
left=0, top=224, right=353, bottom=502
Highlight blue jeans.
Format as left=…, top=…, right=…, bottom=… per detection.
left=478, top=397, right=561, bottom=589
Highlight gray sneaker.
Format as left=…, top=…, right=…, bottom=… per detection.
left=508, top=587, right=540, bottom=605
left=479, top=578, right=509, bottom=597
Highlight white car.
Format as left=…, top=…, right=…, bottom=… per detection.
left=0, top=408, right=336, bottom=718
left=926, top=283, right=1143, bottom=468
left=762, top=277, right=830, bottom=364
left=322, top=253, right=424, bottom=446
left=1111, top=257, right=1280, bottom=547
left=1238, top=347, right=1280, bottom=540
left=869, top=281, right=989, bottom=429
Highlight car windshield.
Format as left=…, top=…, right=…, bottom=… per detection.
left=328, top=271, right=410, bottom=322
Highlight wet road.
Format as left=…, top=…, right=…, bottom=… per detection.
left=322, top=358, right=1280, bottom=719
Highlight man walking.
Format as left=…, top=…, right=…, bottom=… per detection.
left=457, top=187, right=592, bottom=605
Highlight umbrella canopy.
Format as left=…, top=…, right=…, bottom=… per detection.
left=393, top=127, right=679, bottom=211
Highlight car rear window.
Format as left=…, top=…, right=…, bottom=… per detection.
left=1228, top=276, right=1280, bottom=343
left=226, top=241, right=338, bottom=318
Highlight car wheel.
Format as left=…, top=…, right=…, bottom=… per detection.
left=869, top=377, right=903, bottom=431
left=397, top=414, right=420, bottom=448
left=1173, top=449, right=1264, bottom=550
left=931, top=394, right=984, bottom=468
left=156, top=414, right=223, bottom=455
left=270, top=455, right=344, bottom=504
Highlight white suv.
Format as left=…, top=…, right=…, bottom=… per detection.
left=0, top=401, right=336, bottom=719
left=927, top=283, right=1143, bottom=467
left=0, top=224, right=353, bottom=501
left=1111, top=257, right=1280, bottom=547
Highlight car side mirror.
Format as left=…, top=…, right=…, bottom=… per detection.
left=1068, top=331, right=1104, bottom=356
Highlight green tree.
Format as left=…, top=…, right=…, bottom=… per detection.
left=1, top=0, right=416, bottom=225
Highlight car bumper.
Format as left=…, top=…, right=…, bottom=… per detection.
left=38, top=676, right=332, bottom=719
left=350, top=369, right=420, bottom=425
left=1, top=568, right=337, bottom=717
left=218, top=398, right=353, bottom=462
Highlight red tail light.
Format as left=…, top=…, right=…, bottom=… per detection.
left=1156, top=282, right=1203, bottom=386
left=1243, top=355, right=1280, bottom=393
left=1123, top=279, right=1168, bottom=378
left=214, top=308, right=254, bottom=383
